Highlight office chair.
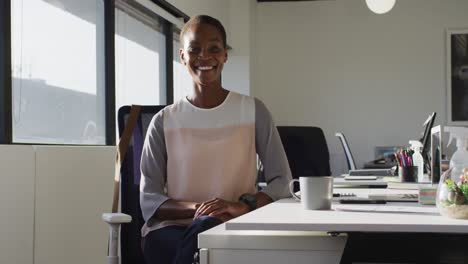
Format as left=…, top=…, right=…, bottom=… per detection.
left=277, top=126, right=331, bottom=191
left=335, top=132, right=393, bottom=176
left=103, top=105, right=165, bottom=264
left=335, top=132, right=357, bottom=171
left=119, top=105, right=167, bottom=264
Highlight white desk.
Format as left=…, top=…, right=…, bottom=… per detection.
left=225, top=199, right=468, bottom=234
left=199, top=188, right=468, bottom=264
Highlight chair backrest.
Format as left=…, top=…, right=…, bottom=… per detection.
left=335, top=132, right=357, bottom=171
left=277, top=126, right=332, bottom=184
left=118, top=105, right=165, bottom=264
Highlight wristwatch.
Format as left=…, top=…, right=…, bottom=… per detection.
left=238, top=193, right=257, bottom=211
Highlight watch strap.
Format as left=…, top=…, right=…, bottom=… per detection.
left=239, top=193, right=257, bottom=211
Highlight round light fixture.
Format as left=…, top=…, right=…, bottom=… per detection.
left=365, top=0, right=396, bottom=14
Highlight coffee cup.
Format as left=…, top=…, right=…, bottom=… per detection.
left=288, top=176, right=333, bottom=210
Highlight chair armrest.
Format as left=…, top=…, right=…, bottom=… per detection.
left=102, top=213, right=132, bottom=224
left=102, top=213, right=132, bottom=264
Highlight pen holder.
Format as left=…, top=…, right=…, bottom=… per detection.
left=400, top=166, right=418, bottom=183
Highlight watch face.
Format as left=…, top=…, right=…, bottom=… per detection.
left=240, top=194, right=257, bottom=210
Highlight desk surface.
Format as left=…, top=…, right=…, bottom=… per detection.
left=226, top=189, right=468, bottom=234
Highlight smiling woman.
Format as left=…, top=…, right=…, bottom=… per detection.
left=139, top=15, right=292, bottom=264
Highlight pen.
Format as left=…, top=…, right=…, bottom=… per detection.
left=401, top=151, right=407, bottom=167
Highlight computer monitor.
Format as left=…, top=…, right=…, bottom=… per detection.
left=420, top=112, right=436, bottom=174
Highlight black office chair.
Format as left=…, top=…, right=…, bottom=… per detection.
left=117, top=105, right=165, bottom=264
left=276, top=126, right=331, bottom=191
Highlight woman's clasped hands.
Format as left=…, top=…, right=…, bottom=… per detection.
left=193, top=197, right=250, bottom=222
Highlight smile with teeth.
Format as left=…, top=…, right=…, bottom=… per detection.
left=197, top=66, right=215, bottom=71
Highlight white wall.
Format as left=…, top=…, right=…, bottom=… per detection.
left=253, top=0, right=468, bottom=174
left=166, top=0, right=231, bottom=28
left=222, top=0, right=256, bottom=96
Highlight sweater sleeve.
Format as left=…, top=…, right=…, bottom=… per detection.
left=139, top=110, right=169, bottom=222
left=255, top=98, right=293, bottom=200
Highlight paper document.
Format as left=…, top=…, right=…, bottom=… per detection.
left=333, top=204, right=439, bottom=214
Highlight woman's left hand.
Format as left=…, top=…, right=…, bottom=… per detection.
left=194, top=198, right=250, bottom=220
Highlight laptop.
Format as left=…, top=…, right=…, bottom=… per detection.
left=335, top=132, right=393, bottom=177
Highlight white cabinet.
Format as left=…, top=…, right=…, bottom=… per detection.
left=0, top=145, right=115, bottom=264
left=0, top=145, right=35, bottom=264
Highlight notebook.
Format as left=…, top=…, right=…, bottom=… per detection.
left=368, top=193, right=418, bottom=202
left=344, top=175, right=377, bottom=180
left=386, top=182, right=433, bottom=190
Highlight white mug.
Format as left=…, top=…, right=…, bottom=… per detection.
left=289, top=176, right=333, bottom=210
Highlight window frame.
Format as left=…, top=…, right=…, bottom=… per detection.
left=0, top=0, right=12, bottom=144
left=105, top=0, right=116, bottom=145
left=164, top=20, right=174, bottom=105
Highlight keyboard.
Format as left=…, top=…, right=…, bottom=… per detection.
left=367, top=193, right=418, bottom=202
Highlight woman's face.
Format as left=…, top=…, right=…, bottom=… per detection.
left=180, top=23, right=227, bottom=86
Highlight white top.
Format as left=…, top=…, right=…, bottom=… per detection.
left=139, top=92, right=292, bottom=235
left=225, top=188, right=468, bottom=234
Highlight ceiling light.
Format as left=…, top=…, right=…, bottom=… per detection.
left=365, top=0, right=396, bottom=14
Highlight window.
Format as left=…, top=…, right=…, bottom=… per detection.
left=11, top=0, right=106, bottom=144
left=172, top=35, right=192, bottom=102
left=7, top=0, right=188, bottom=144
left=115, top=4, right=166, bottom=119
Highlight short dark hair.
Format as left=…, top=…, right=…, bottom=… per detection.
left=180, top=15, right=227, bottom=48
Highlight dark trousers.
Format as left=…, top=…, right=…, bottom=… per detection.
left=143, top=216, right=222, bottom=264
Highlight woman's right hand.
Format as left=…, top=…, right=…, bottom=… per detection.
left=194, top=198, right=249, bottom=220
left=194, top=202, right=233, bottom=222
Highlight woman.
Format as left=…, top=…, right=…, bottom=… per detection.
left=140, top=15, right=292, bottom=264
